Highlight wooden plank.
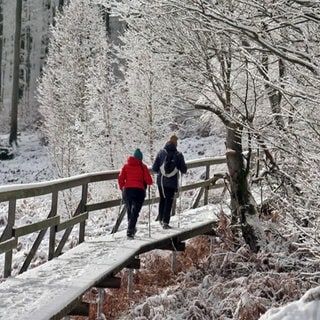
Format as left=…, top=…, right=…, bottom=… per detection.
left=85, top=198, right=121, bottom=212
left=55, top=203, right=88, bottom=256
left=79, top=185, right=88, bottom=243
left=13, top=216, right=60, bottom=238
left=209, top=183, right=226, bottom=190
left=125, top=258, right=141, bottom=269
left=54, top=227, right=72, bottom=257
left=0, top=156, right=227, bottom=202
left=49, top=191, right=58, bottom=260
left=0, top=154, right=229, bottom=282
left=186, top=156, right=227, bottom=169
left=96, top=276, right=121, bottom=289
left=21, top=197, right=59, bottom=273
left=204, top=165, right=210, bottom=204
left=190, top=187, right=204, bottom=209
left=52, top=296, right=85, bottom=320
left=0, top=199, right=16, bottom=242
left=4, top=251, right=13, bottom=279
left=111, top=206, right=127, bottom=234
left=4, top=200, right=17, bottom=278
left=0, top=208, right=219, bottom=320
left=68, top=301, right=90, bottom=317
left=56, top=212, right=88, bottom=232
left=159, top=239, right=186, bottom=252
left=0, top=237, right=17, bottom=254
left=0, top=171, right=119, bottom=201
left=93, top=179, right=225, bottom=225
left=95, top=180, right=225, bottom=217
left=180, top=179, right=215, bottom=192
left=20, top=228, right=48, bottom=274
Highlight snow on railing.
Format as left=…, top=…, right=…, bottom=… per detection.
left=0, top=156, right=228, bottom=278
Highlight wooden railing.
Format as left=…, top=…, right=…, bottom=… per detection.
left=0, top=156, right=228, bottom=278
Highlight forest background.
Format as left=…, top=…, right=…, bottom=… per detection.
left=1, top=0, right=320, bottom=319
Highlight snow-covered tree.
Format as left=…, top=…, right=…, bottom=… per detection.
left=0, top=1, right=63, bottom=132
left=114, top=0, right=263, bottom=251
left=111, top=9, right=176, bottom=164
left=37, top=0, right=120, bottom=214
left=115, top=0, right=320, bottom=252
left=37, top=0, right=113, bottom=176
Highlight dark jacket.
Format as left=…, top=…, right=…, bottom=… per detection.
left=152, top=142, right=187, bottom=190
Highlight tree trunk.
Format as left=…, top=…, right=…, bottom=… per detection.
left=59, top=0, right=64, bottom=10
left=9, top=0, right=22, bottom=146
left=225, top=122, right=262, bottom=253
left=0, top=0, right=3, bottom=111
left=261, top=54, right=285, bottom=130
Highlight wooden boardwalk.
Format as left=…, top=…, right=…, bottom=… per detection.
left=0, top=205, right=219, bottom=320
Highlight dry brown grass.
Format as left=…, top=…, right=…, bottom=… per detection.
left=102, top=236, right=211, bottom=319
left=73, top=210, right=319, bottom=319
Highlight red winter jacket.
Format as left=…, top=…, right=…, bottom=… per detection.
left=118, top=156, right=153, bottom=191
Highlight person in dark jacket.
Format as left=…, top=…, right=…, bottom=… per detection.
left=152, top=135, right=187, bottom=229
left=118, top=148, right=153, bottom=239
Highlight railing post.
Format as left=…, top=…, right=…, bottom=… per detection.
left=204, top=164, right=210, bottom=205
left=3, top=199, right=16, bottom=278
left=49, top=191, right=58, bottom=260
left=79, top=184, right=88, bottom=243
left=127, top=269, right=134, bottom=296
left=0, top=156, right=228, bottom=278
left=171, top=251, right=177, bottom=273
left=96, top=288, right=104, bottom=319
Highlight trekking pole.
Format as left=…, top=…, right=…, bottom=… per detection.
left=148, top=186, right=151, bottom=237
left=111, top=195, right=123, bottom=236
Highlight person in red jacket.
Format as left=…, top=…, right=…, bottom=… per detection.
left=118, top=148, right=153, bottom=239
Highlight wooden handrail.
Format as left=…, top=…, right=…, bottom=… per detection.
left=0, top=156, right=228, bottom=277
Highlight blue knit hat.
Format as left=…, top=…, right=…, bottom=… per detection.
left=133, top=148, right=143, bottom=161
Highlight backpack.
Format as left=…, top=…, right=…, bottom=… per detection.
left=160, top=151, right=179, bottom=178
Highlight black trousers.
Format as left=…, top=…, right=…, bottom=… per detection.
left=158, top=186, right=175, bottom=224
left=123, top=188, right=145, bottom=235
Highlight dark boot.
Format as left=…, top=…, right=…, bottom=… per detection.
left=127, top=229, right=135, bottom=239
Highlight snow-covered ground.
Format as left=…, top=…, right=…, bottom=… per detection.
left=0, top=131, right=320, bottom=320
left=0, top=131, right=54, bottom=184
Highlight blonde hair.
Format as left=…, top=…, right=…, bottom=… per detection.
left=169, top=134, right=178, bottom=146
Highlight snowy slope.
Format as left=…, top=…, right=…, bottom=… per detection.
left=1, top=131, right=320, bottom=320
